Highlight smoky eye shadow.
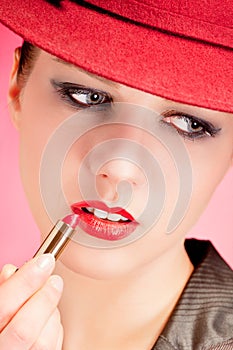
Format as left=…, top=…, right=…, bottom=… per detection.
left=161, top=109, right=222, bottom=139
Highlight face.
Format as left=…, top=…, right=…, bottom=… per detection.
left=9, top=49, right=233, bottom=279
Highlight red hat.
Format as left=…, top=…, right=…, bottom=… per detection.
left=0, top=0, right=233, bottom=113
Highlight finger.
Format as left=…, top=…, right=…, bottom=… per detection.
left=0, top=254, right=55, bottom=332
left=0, top=274, right=63, bottom=350
left=30, top=309, right=63, bottom=350
left=0, top=264, right=17, bottom=285
left=55, top=324, right=64, bottom=350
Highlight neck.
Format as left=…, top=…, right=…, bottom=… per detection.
left=55, top=241, right=193, bottom=350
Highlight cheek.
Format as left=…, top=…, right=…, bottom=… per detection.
left=182, top=138, right=232, bottom=227
left=17, top=77, right=72, bottom=232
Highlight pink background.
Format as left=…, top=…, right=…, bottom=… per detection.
left=0, top=24, right=232, bottom=269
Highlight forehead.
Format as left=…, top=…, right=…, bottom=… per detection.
left=51, top=57, right=121, bottom=89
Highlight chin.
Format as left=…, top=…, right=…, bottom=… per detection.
left=57, top=241, right=142, bottom=280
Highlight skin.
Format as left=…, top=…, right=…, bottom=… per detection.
left=1, top=48, right=233, bottom=349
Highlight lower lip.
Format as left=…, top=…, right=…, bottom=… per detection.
left=72, top=208, right=138, bottom=241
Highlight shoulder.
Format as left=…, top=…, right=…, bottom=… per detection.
left=153, top=239, right=233, bottom=350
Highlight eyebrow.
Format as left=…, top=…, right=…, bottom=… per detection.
left=52, top=57, right=120, bottom=88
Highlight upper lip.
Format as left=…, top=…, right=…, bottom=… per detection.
left=71, top=201, right=135, bottom=222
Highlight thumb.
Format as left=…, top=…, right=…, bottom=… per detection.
left=0, top=264, right=17, bottom=285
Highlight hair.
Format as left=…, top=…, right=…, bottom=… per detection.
left=45, top=1, right=84, bottom=8
left=46, top=0, right=62, bottom=7
left=17, top=41, right=39, bottom=84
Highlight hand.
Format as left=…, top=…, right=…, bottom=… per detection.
left=0, top=255, right=64, bottom=349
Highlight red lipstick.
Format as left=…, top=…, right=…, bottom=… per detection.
left=71, top=201, right=138, bottom=241
left=33, top=213, right=79, bottom=259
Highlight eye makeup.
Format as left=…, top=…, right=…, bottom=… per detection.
left=51, top=79, right=222, bottom=141
left=51, top=79, right=112, bottom=109
left=161, top=110, right=222, bottom=140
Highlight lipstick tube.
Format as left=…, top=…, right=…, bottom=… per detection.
left=33, top=214, right=79, bottom=260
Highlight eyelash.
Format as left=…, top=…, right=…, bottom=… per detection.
left=51, top=80, right=112, bottom=108
left=161, top=110, right=221, bottom=140
left=51, top=80, right=221, bottom=140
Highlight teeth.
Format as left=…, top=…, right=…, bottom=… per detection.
left=107, top=213, right=122, bottom=222
left=120, top=216, right=128, bottom=221
left=94, top=208, right=108, bottom=219
left=86, top=207, right=129, bottom=222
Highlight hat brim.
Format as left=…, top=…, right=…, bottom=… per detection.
left=0, top=0, right=233, bottom=113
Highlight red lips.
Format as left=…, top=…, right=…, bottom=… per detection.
left=71, top=201, right=138, bottom=241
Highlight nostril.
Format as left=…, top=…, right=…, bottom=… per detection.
left=96, top=160, right=146, bottom=187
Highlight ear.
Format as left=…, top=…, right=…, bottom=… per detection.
left=8, top=47, right=23, bottom=129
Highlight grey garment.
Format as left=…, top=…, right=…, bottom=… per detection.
left=154, top=338, right=233, bottom=350
left=152, top=239, right=233, bottom=350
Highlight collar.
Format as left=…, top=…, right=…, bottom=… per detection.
left=153, top=239, right=233, bottom=350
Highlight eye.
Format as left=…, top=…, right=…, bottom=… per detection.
left=51, top=80, right=112, bottom=108
left=69, top=90, right=108, bottom=106
left=162, top=110, right=221, bottom=140
left=165, top=115, right=204, bottom=133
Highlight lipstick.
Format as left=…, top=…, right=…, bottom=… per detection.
left=71, top=201, right=138, bottom=241
left=33, top=213, right=79, bottom=259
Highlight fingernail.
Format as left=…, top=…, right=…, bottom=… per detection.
left=36, top=254, right=55, bottom=270
left=49, top=275, right=63, bottom=292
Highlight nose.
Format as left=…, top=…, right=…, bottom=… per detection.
left=98, top=158, right=145, bottom=185
left=96, top=158, right=146, bottom=202
left=86, top=136, right=148, bottom=203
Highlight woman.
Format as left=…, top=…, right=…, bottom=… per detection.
left=0, top=0, right=232, bottom=349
